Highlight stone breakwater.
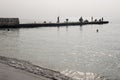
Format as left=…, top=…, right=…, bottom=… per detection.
left=0, top=56, right=73, bottom=80
left=0, top=21, right=109, bottom=28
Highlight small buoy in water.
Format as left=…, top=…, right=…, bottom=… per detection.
left=96, top=29, right=99, bottom=32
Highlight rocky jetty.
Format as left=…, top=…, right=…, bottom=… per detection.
left=0, top=56, right=73, bottom=80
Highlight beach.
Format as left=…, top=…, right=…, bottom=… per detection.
left=0, top=56, right=73, bottom=80
left=0, top=56, right=107, bottom=80
left=0, top=63, right=50, bottom=80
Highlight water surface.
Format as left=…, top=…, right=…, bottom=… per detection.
left=0, top=23, right=120, bottom=80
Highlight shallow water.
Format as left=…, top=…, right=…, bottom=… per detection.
left=0, top=23, right=120, bottom=80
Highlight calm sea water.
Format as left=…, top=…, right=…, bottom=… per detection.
left=0, top=23, right=120, bottom=79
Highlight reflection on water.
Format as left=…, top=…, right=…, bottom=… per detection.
left=62, top=70, right=105, bottom=80
left=0, top=24, right=120, bottom=80
left=80, top=26, right=83, bottom=31
left=0, top=29, right=20, bottom=58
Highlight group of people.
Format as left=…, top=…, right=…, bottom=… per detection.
left=79, top=16, right=104, bottom=23
left=57, top=16, right=104, bottom=23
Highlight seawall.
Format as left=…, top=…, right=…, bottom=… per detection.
left=0, top=21, right=109, bottom=28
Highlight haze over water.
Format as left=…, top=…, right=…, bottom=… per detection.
left=0, top=0, right=120, bottom=23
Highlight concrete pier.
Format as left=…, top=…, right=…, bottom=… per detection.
left=0, top=21, right=109, bottom=28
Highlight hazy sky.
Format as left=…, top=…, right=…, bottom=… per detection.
left=0, top=0, right=120, bottom=22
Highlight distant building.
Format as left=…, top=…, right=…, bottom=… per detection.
left=0, top=18, right=19, bottom=26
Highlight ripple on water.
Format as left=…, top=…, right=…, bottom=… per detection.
left=61, top=70, right=106, bottom=80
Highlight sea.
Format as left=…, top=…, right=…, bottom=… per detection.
left=0, top=19, right=120, bottom=80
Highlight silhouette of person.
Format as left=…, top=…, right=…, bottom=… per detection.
left=79, top=17, right=83, bottom=23
left=66, top=19, right=69, bottom=23
left=102, top=17, right=104, bottom=21
left=57, top=16, right=60, bottom=23
left=96, top=29, right=99, bottom=32
left=91, top=16, right=93, bottom=22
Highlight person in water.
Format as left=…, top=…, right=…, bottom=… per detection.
left=96, top=29, right=99, bottom=32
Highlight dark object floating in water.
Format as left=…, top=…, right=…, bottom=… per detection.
left=96, top=29, right=99, bottom=32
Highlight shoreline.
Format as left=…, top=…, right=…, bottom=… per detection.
left=0, top=56, right=73, bottom=80
left=0, top=63, right=50, bottom=80
left=0, top=56, right=107, bottom=80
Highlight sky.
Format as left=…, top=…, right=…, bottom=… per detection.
left=0, top=0, right=120, bottom=23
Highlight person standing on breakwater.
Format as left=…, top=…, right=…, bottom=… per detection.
left=91, top=16, right=93, bottom=22
left=79, top=17, right=83, bottom=23
left=66, top=19, right=69, bottom=23
left=57, top=16, right=60, bottom=23
left=102, top=17, right=104, bottom=21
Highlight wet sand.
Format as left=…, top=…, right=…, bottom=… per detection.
left=0, top=56, right=73, bottom=80
left=0, top=63, right=50, bottom=80
left=0, top=56, right=106, bottom=80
